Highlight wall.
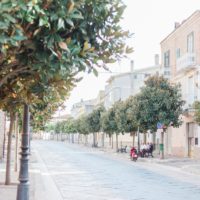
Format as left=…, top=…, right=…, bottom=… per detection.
left=161, top=11, right=200, bottom=78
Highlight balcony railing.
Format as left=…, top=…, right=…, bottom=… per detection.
left=176, top=53, right=196, bottom=72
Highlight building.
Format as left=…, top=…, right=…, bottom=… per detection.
left=160, top=10, right=200, bottom=158
left=94, top=90, right=105, bottom=107
left=104, top=57, right=161, bottom=109
left=71, top=99, right=96, bottom=119
left=49, top=114, right=72, bottom=124
left=98, top=57, right=161, bottom=149
left=0, top=110, right=6, bottom=160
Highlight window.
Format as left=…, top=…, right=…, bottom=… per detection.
left=164, top=71, right=170, bottom=76
left=134, top=75, right=137, bottom=79
left=195, top=138, right=198, bottom=145
left=176, top=48, right=181, bottom=59
left=164, top=50, right=170, bottom=68
left=187, top=32, right=194, bottom=53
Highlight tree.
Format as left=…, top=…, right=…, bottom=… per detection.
left=76, top=116, right=90, bottom=145
left=193, top=101, right=200, bottom=124
left=124, top=97, right=138, bottom=146
left=101, top=106, right=118, bottom=150
left=0, top=0, right=133, bottom=89
left=134, top=75, right=185, bottom=159
left=112, top=101, right=124, bottom=151
left=87, top=105, right=105, bottom=147
left=0, top=0, right=132, bottom=197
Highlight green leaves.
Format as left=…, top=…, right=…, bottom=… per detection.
left=135, top=75, right=185, bottom=131
left=87, top=106, right=105, bottom=133
left=193, top=101, right=200, bottom=125
left=0, top=0, right=132, bottom=129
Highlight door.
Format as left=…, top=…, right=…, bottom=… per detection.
left=187, top=123, right=196, bottom=157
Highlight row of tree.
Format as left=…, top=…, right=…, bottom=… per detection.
left=0, top=0, right=132, bottom=192
left=47, top=75, right=185, bottom=158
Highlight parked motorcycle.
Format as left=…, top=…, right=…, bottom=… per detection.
left=130, top=147, right=138, bottom=162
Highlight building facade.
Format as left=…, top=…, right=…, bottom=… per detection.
left=161, top=10, right=200, bottom=158
left=71, top=99, right=96, bottom=119
left=104, top=58, right=161, bottom=109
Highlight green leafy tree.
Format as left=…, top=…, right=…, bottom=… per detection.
left=87, top=105, right=105, bottom=147
left=101, top=106, right=118, bottom=150
left=76, top=115, right=90, bottom=144
left=112, top=101, right=124, bottom=150
left=124, top=97, right=138, bottom=146
left=0, top=0, right=132, bottom=89
left=193, top=101, right=200, bottom=124
left=0, top=0, right=132, bottom=189
left=134, top=75, right=185, bottom=159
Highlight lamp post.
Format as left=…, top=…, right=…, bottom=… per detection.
left=137, top=126, right=140, bottom=153
left=16, top=104, right=30, bottom=200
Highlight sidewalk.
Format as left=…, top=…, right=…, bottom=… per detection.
left=68, top=141, right=200, bottom=177
left=138, top=155, right=200, bottom=176
left=0, top=149, right=63, bottom=200
left=0, top=162, right=18, bottom=200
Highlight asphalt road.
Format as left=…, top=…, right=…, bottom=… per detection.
left=32, top=140, right=200, bottom=200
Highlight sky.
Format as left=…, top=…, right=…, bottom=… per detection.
left=60, top=0, right=200, bottom=115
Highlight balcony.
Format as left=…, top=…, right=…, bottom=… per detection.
left=176, top=53, right=196, bottom=73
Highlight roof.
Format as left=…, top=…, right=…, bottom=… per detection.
left=106, top=65, right=160, bottom=83
left=160, top=10, right=200, bottom=44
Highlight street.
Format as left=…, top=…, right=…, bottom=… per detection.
left=31, top=140, right=200, bottom=200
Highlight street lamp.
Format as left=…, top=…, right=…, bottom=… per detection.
left=137, top=126, right=140, bottom=153
left=16, top=104, right=30, bottom=200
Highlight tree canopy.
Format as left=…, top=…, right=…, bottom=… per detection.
left=193, top=101, right=200, bottom=125
left=134, top=75, right=185, bottom=132
left=87, top=105, right=105, bottom=133
left=0, top=0, right=133, bottom=131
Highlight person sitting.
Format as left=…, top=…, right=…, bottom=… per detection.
left=148, top=142, right=154, bottom=157
left=140, top=143, right=147, bottom=157
left=130, top=146, right=137, bottom=157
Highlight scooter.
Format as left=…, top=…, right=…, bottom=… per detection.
left=130, top=147, right=138, bottom=162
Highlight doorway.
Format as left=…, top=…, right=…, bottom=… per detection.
left=187, top=123, right=196, bottom=158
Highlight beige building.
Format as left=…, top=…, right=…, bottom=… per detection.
left=0, top=110, right=6, bottom=160
left=71, top=99, right=96, bottom=119
left=161, top=10, right=200, bottom=158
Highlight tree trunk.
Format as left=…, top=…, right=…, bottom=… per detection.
left=5, top=111, right=15, bottom=185
left=143, top=132, right=147, bottom=144
left=160, top=131, right=164, bottom=159
left=102, top=133, right=105, bottom=147
left=92, top=133, right=96, bottom=147
left=72, top=134, right=74, bottom=143
left=109, top=135, right=111, bottom=146
left=85, top=135, right=87, bottom=146
left=85, top=135, right=87, bottom=145
left=111, top=134, right=113, bottom=149
left=137, top=127, right=140, bottom=153
left=77, top=134, right=79, bottom=144
left=116, top=133, right=118, bottom=152
left=2, top=113, right=6, bottom=159
left=14, top=113, right=19, bottom=172
left=131, top=132, right=135, bottom=146
left=153, top=132, right=156, bottom=150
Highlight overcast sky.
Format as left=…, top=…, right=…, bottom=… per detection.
left=61, top=0, right=200, bottom=115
